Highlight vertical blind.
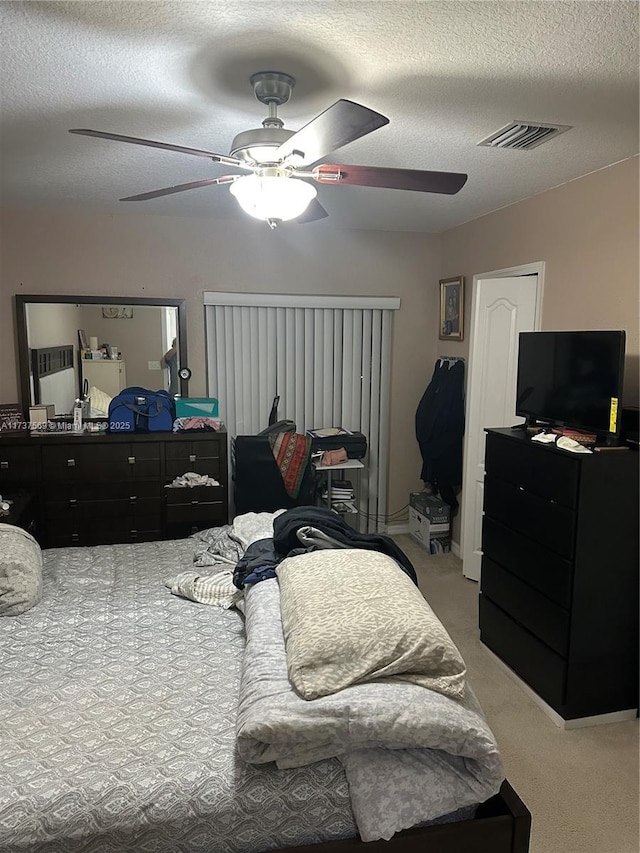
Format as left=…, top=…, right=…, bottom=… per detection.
left=204, top=293, right=400, bottom=532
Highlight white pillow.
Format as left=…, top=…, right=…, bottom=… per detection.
left=277, top=549, right=467, bottom=701
left=88, top=385, right=113, bottom=416
left=0, top=523, right=43, bottom=616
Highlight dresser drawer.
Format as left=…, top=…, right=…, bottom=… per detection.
left=166, top=501, right=226, bottom=523
left=165, top=484, right=227, bottom=528
left=485, top=432, right=579, bottom=508
left=165, top=484, right=225, bottom=505
left=42, top=443, right=161, bottom=481
left=165, top=519, right=221, bottom=539
left=482, top=516, right=573, bottom=608
left=46, top=512, right=162, bottom=546
left=46, top=495, right=161, bottom=522
left=484, top=475, right=576, bottom=559
left=480, top=594, right=566, bottom=711
left=0, top=445, right=41, bottom=485
left=45, top=480, right=161, bottom=503
left=481, top=558, right=570, bottom=656
left=165, top=440, right=225, bottom=480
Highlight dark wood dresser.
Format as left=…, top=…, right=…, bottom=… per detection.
left=480, top=428, right=639, bottom=724
left=0, top=430, right=228, bottom=547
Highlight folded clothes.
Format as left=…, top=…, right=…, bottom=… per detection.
left=173, top=416, right=222, bottom=432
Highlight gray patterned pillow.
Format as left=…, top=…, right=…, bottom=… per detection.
left=277, top=549, right=466, bottom=701
left=0, top=523, right=43, bottom=616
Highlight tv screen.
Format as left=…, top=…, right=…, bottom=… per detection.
left=516, top=330, right=626, bottom=436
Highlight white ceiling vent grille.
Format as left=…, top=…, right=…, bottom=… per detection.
left=478, top=121, right=572, bottom=150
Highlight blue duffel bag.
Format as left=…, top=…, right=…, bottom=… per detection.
left=108, top=387, right=175, bottom=433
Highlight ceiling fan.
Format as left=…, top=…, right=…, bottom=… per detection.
left=69, top=71, right=468, bottom=229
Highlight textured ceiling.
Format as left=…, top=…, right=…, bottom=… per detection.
left=1, top=1, right=638, bottom=232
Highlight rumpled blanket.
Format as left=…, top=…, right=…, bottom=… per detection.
left=165, top=512, right=283, bottom=608
left=236, top=578, right=504, bottom=842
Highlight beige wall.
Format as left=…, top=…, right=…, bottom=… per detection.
left=0, top=207, right=440, bottom=516
left=78, top=303, right=169, bottom=390
left=2, top=157, right=636, bottom=528
left=440, top=155, right=639, bottom=544
left=440, top=156, right=639, bottom=405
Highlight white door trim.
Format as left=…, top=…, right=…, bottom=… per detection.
left=460, top=261, right=545, bottom=573
left=472, top=261, right=545, bottom=322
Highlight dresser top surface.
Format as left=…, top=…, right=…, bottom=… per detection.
left=0, top=428, right=227, bottom=446
left=485, top=427, right=636, bottom=460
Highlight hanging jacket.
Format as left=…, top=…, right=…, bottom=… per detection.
left=415, top=360, right=465, bottom=510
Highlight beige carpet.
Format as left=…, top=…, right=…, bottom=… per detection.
left=393, top=534, right=640, bottom=853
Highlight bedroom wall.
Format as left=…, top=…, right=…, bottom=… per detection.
left=440, top=154, right=639, bottom=546
left=0, top=207, right=440, bottom=517
left=440, top=156, right=639, bottom=404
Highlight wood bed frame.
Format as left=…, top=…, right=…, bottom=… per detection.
left=276, top=780, right=531, bottom=853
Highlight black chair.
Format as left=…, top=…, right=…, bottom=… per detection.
left=232, top=435, right=315, bottom=515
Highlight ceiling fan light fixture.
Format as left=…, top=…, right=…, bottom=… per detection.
left=230, top=174, right=317, bottom=222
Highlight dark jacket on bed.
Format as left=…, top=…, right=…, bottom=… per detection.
left=273, top=506, right=418, bottom=585
left=233, top=506, right=418, bottom=589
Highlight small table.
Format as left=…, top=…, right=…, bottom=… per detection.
left=313, top=458, right=365, bottom=529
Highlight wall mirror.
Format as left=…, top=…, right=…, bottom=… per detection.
left=15, top=295, right=188, bottom=416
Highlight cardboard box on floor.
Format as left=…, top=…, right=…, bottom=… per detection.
left=409, top=492, right=450, bottom=554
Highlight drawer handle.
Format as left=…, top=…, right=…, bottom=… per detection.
left=0, top=461, right=8, bottom=469
left=67, top=459, right=76, bottom=467
left=69, top=499, right=77, bottom=507
left=189, top=454, right=196, bottom=463
left=191, top=500, right=199, bottom=506
left=518, top=485, right=525, bottom=491
left=71, top=533, right=79, bottom=542
left=129, top=496, right=137, bottom=503
left=128, top=456, right=136, bottom=465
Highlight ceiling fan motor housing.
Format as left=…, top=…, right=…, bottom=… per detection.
left=229, top=126, right=295, bottom=164
left=230, top=72, right=297, bottom=164
left=250, top=71, right=295, bottom=106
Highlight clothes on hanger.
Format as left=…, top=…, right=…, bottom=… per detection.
left=415, top=359, right=465, bottom=511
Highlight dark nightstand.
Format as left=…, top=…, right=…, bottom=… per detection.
left=0, top=490, right=36, bottom=536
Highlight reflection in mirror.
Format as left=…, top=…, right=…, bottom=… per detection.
left=16, top=296, right=187, bottom=416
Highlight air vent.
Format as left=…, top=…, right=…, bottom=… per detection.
left=478, top=121, right=572, bottom=150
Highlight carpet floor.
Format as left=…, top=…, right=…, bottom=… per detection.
left=393, top=534, right=639, bottom=853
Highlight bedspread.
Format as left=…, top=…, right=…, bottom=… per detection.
left=0, top=539, right=355, bottom=853
left=236, top=578, right=504, bottom=841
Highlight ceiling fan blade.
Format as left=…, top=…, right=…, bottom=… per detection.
left=296, top=198, right=329, bottom=224
left=313, top=164, right=468, bottom=194
left=69, top=129, right=246, bottom=167
left=120, top=175, right=240, bottom=202
left=275, top=100, right=389, bottom=166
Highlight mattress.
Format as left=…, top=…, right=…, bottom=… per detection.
left=0, top=539, right=356, bottom=852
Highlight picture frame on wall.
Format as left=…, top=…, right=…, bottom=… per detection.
left=439, top=276, right=464, bottom=341
left=102, top=306, right=134, bottom=319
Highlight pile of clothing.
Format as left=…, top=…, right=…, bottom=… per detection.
left=165, top=506, right=417, bottom=609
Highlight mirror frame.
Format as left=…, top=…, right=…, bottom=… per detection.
left=15, top=294, right=188, bottom=412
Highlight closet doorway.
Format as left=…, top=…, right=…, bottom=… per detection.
left=460, top=263, right=544, bottom=581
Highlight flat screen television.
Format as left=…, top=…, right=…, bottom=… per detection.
left=515, top=330, right=626, bottom=438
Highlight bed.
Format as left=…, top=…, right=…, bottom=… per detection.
left=0, top=516, right=531, bottom=853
